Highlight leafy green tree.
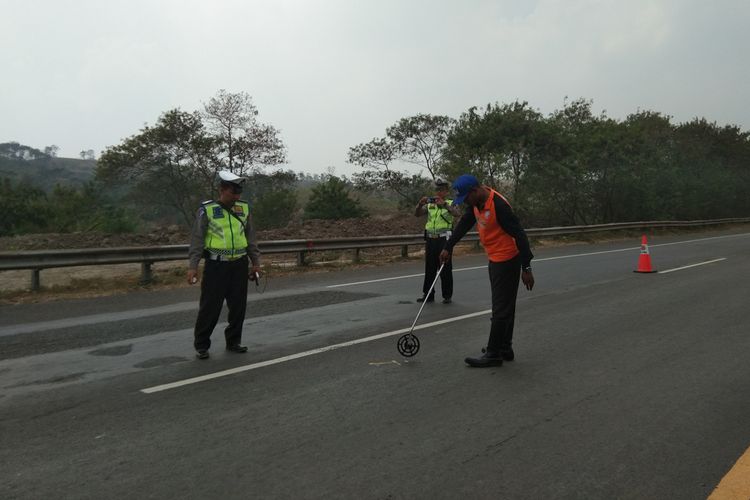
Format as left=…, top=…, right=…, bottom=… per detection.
left=0, top=178, right=49, bottom=235
left=387, top=114, right=455, bottom=177
left=304, top=176, right=367, bottom=220
left=351, top=170, right=431, bottom=209
left=616, top=111, right=676, bottom=221
left=523, top=98, right=614, bottom=225
left=245, top=170, right=299, bottom=230
left=96, top=109, right=212, bottom=225
left=202, top=89, right=286, bottom=175
left=443, top=101, right=545, bottom=201
left=47, top=183, right=88, bottom=232
left=252, top=188, right=298, bottom=230
left=348, top=114, right=454, bottom=204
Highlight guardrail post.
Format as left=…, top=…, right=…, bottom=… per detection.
left=140, top=261, right=153, bottom=285
left=297, top=251, right=306, bottom=266
left=31, top=269, right=40, bottom=292
left=353, top=248, right=361, bottom=263
left=401, top=245, right=408, bottom=257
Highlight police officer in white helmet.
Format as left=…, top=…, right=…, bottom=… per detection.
left=415, top=176, right=461, bottom=304
left=187, top=170, right=262, bottom=359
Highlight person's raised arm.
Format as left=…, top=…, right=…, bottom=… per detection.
left=440, top=206, right=476, bottom=264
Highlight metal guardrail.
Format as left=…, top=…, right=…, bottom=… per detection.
left=1, top=217, right=749, bottom=291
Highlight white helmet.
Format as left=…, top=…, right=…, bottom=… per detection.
left=218, top=170, right=245, bottom=184
left=434, top=176, right=449, bottom=188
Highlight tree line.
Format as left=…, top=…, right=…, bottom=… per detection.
left=2, top=91, right=748, bottom=237
left=0, top=179, right=137, bottom=235
left=350, top=99, right=750, bottom=226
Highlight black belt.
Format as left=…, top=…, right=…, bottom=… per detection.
left=205, top=253, right=246, bottom=262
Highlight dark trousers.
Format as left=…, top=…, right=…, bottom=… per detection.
left=194, top=256, right=249, bottom=351
left=487, top=255, right=521, bottom=352
left=423, top=237, right=453, bottom=299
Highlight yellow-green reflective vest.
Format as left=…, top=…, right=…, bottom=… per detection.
left=425, top=199, right=454, bottom=233
left=203, top=200, right=249, bottom=257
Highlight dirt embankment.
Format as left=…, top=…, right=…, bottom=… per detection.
left=0, top=215, right=427, bottom=252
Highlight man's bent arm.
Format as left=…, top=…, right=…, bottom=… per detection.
left=245, top=213, right=261, bottom=266
left=444, top=207, right=476, bottom=253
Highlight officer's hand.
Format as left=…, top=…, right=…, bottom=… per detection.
left=435, top=196, right=446, bottom=206
left=187, top=269, right=198, bottom=285
left=521, top=270, right=534, bottom=291
left=249, top=266, right=262, bottom=281
left=418, top=196, right=428, bottom=206
left=439, top=249, right=451, bottom=265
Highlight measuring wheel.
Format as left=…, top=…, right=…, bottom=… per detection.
left=397, top=333, right=420, bottom=357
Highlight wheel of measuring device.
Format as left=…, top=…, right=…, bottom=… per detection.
left=397, top=333, right=420, bottom=357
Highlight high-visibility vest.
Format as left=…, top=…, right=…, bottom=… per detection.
left=474, top=189, right=519, bottom=262
left=203, top=200, right=249, bottom=257
left=425, top=199, right=454, bottom=233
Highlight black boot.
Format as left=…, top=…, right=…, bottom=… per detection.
left=226, top=344, right=248, bottom=353
left=416, top=294, right=435, bottom=303
left=465, top=350, right=503, bottom=367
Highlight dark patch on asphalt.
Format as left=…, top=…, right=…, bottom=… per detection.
left=134, top=356, right=189, bottom=369
left=295, top=329, right=315, bottom=337
left=0, top=291, right=379, bottom=361
left=397, top=301, right=413, bottom=304
left=6, top=372, right=87, bottom=388
left=88, top=344, right=133, bottom=356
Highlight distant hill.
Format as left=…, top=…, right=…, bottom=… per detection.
left=0, top=142, right=96, bottom=191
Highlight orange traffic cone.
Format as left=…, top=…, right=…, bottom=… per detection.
left=634, top=235, right=657, bottom=273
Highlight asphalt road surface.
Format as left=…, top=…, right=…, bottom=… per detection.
left=1, top=227, right=749, bottom=499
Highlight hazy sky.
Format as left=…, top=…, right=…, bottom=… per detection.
left=2, top=0, right=748, bottom=175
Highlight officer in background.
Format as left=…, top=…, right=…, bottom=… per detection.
left=415, top=177, right=462, bottom=304
left=187, top=170, right=261, bottom=359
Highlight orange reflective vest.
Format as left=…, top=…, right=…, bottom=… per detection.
left=474, top=188, right=519, bottom=262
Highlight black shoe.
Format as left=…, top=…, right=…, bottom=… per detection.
left=196, top=350, right=209, bottom=360
left=482, top=347, right=514, bottom=361
left=226, top=344, right=248, bottom=353
left=417, top=295, right=435, bottom=303
left=442, top=298, right=452, bottom=304
left=465, top=351, right=503, bottom=367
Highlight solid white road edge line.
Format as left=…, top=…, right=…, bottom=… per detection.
left=327, top=231, right=750, bottom=288
left=658, top=258, right=727, bottom=274
left=141, top=308, right=492, bottom=394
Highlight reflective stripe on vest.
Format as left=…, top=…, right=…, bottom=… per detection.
left=425, top=199, right=454, bottom=233
left=474, top=189, right=519, bottom=262
left=204, top=201, right=249, bottom=257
